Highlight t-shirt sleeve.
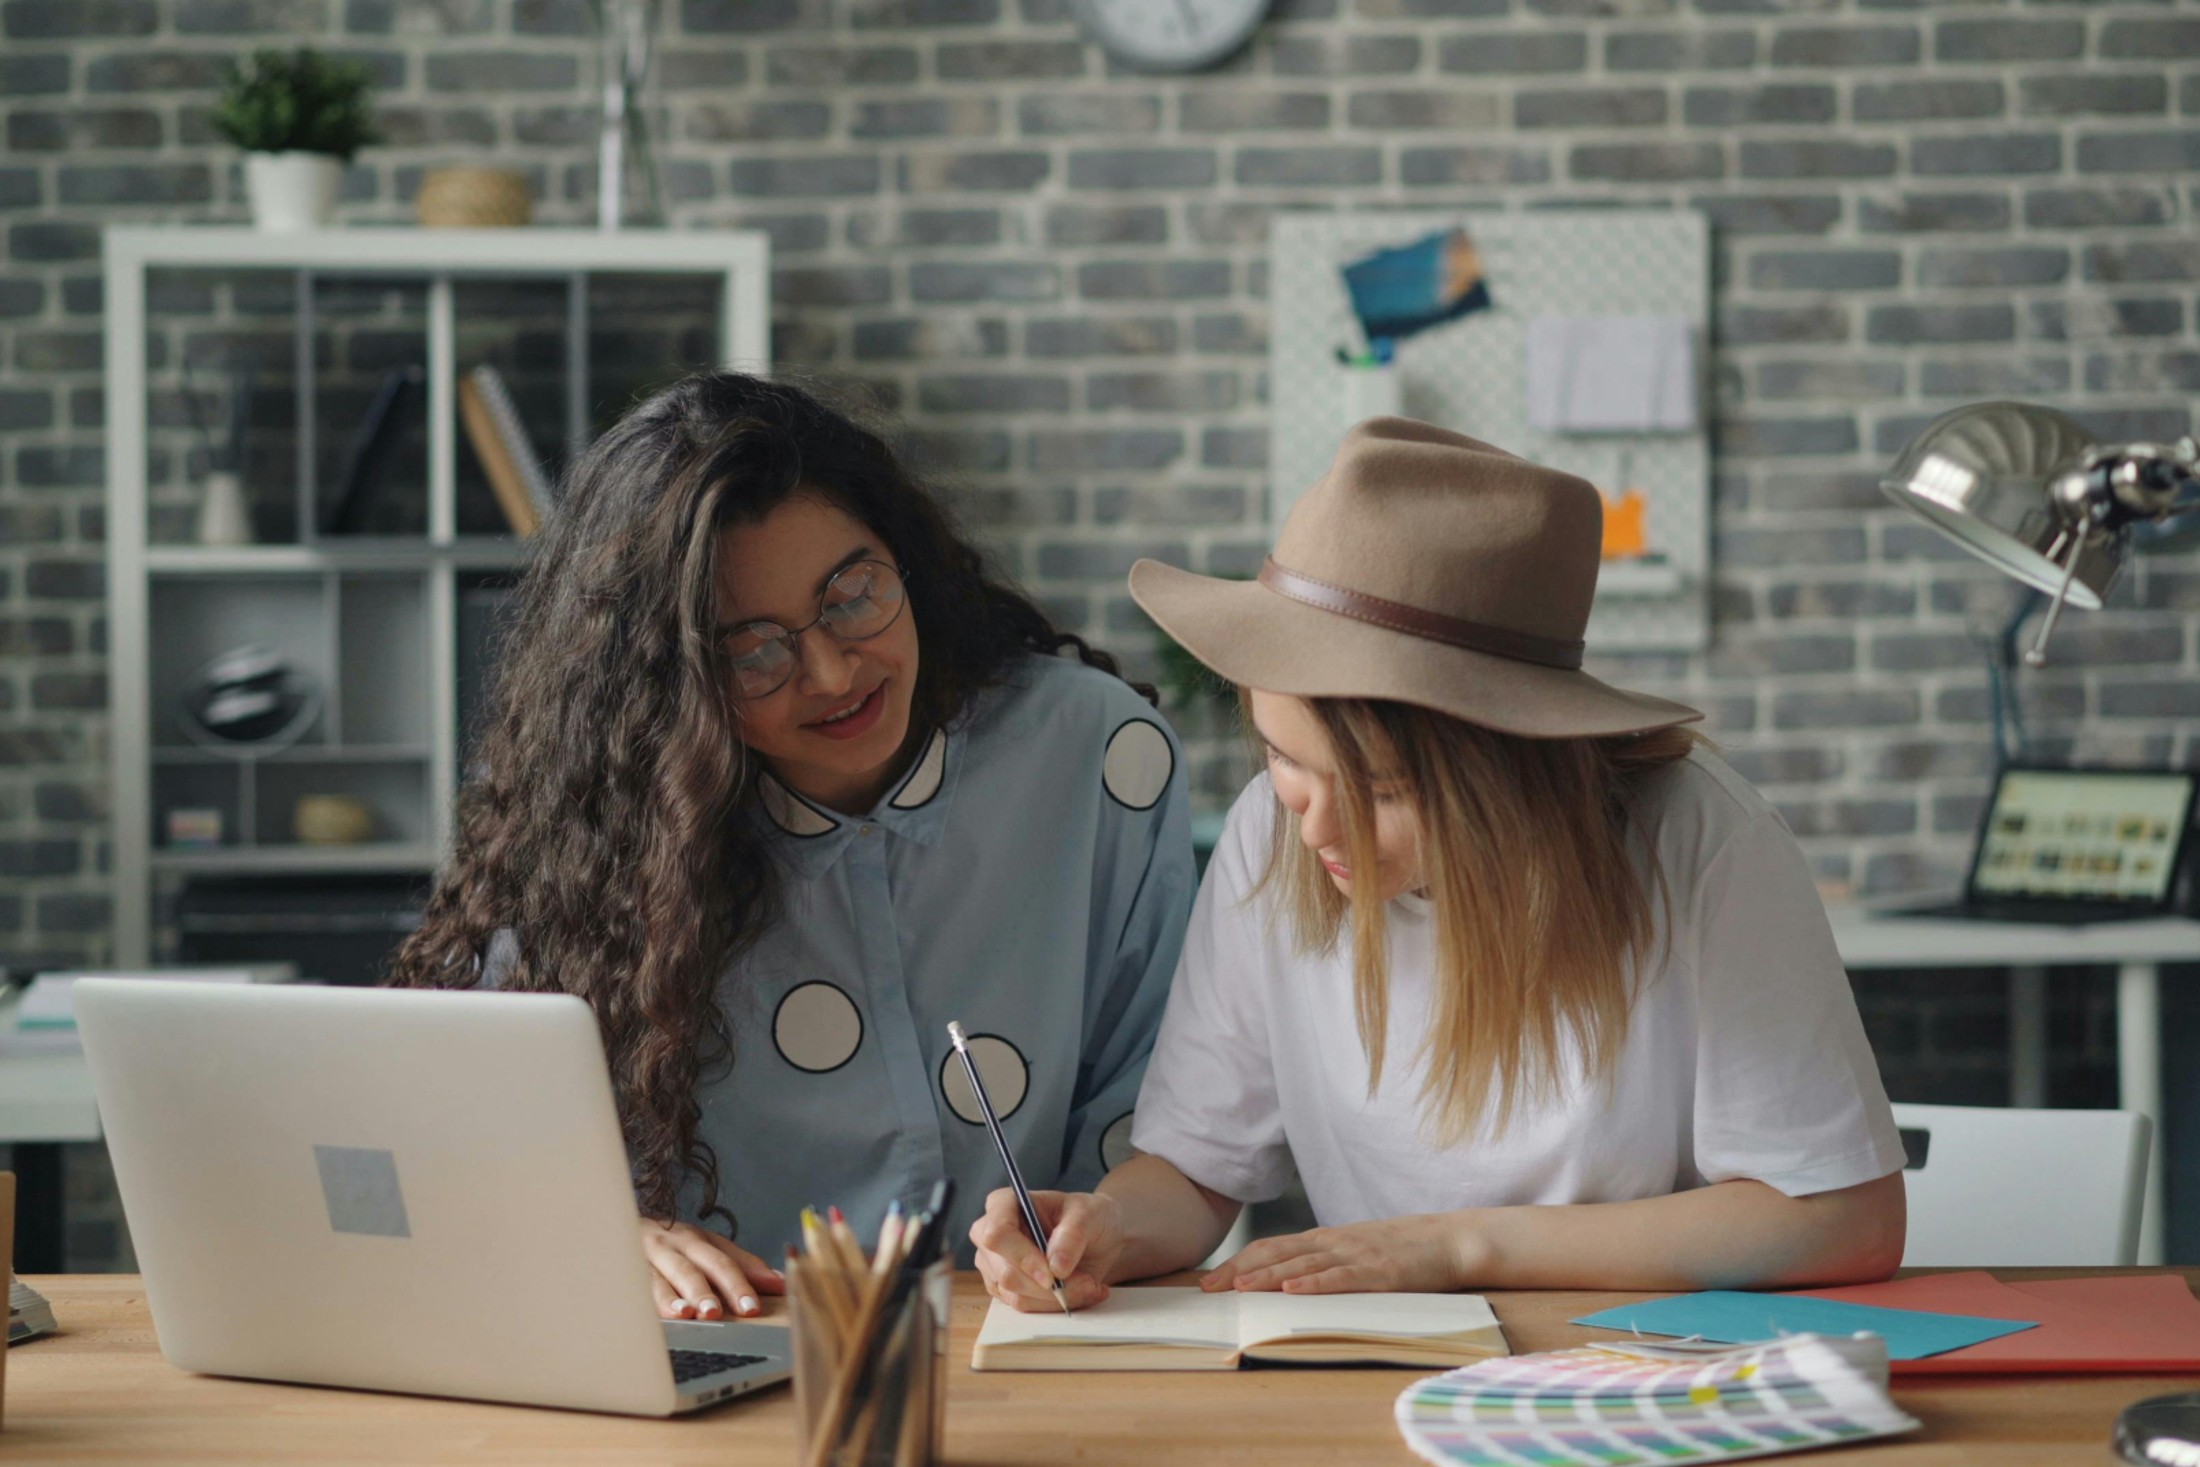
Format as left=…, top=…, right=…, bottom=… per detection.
left=1130, top=790, right=1294, bottom=1204
left=1688, top=807, right=1908, bottom=1198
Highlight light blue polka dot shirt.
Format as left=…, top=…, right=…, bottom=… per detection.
left=686, top=653, right=1194, bottom=1262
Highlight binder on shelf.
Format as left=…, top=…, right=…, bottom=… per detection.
left=457, top=365, right=552, bottom=539
left=323, top=365, right=425, bottom=535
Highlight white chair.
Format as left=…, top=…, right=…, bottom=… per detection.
left=1891, top=1101, right=2152, bottom=1267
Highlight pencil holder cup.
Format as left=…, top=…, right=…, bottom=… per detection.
left=791, top=1257, right=948, bottom=1467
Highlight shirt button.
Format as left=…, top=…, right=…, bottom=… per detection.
left=860, top=824, right=878, bottom=836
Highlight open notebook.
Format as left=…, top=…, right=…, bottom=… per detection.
left=973, top=1287, right=1507, bottom=1371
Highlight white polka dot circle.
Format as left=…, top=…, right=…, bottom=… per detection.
left=1099, top=1112, right=1136, bottom=1171
left=940, top=1035, right=1029, bottom=1124
left=774, top=982, right=863, bottom=1073
left=1103, top=719, right=1173, bottom=811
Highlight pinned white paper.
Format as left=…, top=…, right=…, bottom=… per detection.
left=1526, top=314, right=1697, bottom=434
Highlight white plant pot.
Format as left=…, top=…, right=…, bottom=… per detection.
left=244, top=152, right=343, bottom=232
left=197, top=470, right=253, bottom=546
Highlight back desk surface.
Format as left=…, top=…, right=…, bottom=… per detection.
left=8, top=1270, right=2199, bottom=1465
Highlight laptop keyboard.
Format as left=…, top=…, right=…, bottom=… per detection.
left=670, top=1348, right=769, bottom=1384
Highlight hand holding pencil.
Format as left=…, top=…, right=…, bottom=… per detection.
left=968, top=1186, right=1123, bottom=1314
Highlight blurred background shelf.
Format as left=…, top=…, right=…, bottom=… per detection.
left=146, top=539, right=534, bottom=574
left=152, top=744, right=434, bottom=765
left=149, top=844, right=441, bottom=875
left=1595, top=560, right=1686, bottom=598
left=106, top=226, right=772, bottom=969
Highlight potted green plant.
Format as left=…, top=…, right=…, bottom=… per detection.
left=210, top=48, right=381, bottom=232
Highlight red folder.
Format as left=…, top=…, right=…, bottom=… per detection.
left=1792, top=1270, right=2200, bottom=1374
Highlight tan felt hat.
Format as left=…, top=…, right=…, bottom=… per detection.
left=1130, top=417, right=1703, bottom=739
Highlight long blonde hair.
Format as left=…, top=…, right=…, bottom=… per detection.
left=1254, top=694, right=1701, bottom=1144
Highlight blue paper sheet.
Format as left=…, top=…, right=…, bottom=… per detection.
left=1572, top=1291, right=2037, bottom=1361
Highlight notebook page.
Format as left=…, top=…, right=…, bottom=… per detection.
left=1239, top=1291, right=1498, bottom=1346
left=975, top=1287, right=1239, bottom=1351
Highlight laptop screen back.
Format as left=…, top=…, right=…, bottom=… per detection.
left=1969, top=768, right=2197, bottom=908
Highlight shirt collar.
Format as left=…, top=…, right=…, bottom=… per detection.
left=751, top=726, right=961, bottom=878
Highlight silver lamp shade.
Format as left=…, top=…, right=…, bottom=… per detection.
left=1881, top=400, right=2123, bottom=612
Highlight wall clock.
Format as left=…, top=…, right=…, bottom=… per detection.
left=1071, top=0, right=1271, bottom=72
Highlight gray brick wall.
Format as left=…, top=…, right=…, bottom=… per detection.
left=3, top=0, right=2199, bottom=1262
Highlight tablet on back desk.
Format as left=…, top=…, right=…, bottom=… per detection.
left=71, top=979, right=790, bottom=1416
left=1894, top=766, right=2198, bottom=925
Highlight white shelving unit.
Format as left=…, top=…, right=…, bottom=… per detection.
left=103, top=227, right=771, bottom=966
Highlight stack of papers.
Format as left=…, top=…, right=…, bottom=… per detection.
left=0, top=976, right=86, bottom=1055
left=0, top=965, right=295, bottom=1056
left=1573, top=1272, right=2200, bottom=1374
left=1397, top=1333, right=1917, bottom=1467
left=10, top=1277, right=55, bottom=1345
left=1572, top=1290, right=2033, bottom=1361
left=1799, top=1270, right=2200, bottom=1374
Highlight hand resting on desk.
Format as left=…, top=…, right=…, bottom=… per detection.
left=974, top=1153, right=1909, bottom=1312
left=974, top=1191, right=1462, bottom=1308
left=1199, top=1215, right=1470, bottom=1295
left=639, top=1218, right=784, bottom=1321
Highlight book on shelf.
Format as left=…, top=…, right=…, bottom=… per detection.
left=457, top=364, right=553, bottom=538
left=972, top=1287, right=1507, bottom=1371
left=10, top=1278, right=54, bottom=1346
left=323, top=364, right=425, bottom=535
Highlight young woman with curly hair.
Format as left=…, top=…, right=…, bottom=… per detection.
left=391, top=373, right=1193, bottom=1323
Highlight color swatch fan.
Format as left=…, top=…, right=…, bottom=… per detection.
left=1396, top=1332, right=1917, bottom=1467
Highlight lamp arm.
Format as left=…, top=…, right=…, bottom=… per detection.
left=2058, top=436, right=2200, bottom=530
left=2020, top=435, right=2200, bottom=668
left=1989, top=589, right=2041, bottom=761
left=2023, top=537, right=2086, bottom=669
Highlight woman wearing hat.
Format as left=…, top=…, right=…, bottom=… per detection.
left=972, top=417, right=1906, bottom=1307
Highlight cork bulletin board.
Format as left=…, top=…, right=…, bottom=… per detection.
left=1270, top=211, right=1711, bottom=653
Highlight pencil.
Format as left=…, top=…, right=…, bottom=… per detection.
left=803, top=1210, right=910, bottom=1467
left=798, top=1208, right=851, bottom=1331
left=828, top=1205, right=871, bottom=1279
left=947, top=1020, right=1072, bottom=1316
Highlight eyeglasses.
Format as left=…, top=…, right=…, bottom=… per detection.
left=718, top=559, right=910, bottom=700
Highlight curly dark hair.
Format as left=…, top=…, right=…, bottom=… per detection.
left=387, top=372, right=1144, bottom=1229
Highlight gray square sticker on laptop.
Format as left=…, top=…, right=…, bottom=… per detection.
left=314, top=1144, right=412, bottom=1239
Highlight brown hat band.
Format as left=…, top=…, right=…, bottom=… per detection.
left=1257, top=558, right=1586, bottom=671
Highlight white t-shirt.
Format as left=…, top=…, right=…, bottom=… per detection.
left=1131, top=748, right=1906, bottom=1223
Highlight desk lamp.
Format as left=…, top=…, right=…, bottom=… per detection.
left=1881, top=401, right=2200, bottom=667
left=1888, top=404, right=2200, bottom=1467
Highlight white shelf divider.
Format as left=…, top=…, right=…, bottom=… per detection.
left=428, top=273, right=456, bottom=545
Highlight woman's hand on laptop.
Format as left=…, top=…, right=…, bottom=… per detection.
left=640, top=1219, right=786, bottom=1321
left=970, top=1188, right=1123, bottom=1312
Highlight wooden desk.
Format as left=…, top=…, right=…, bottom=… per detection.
left=9, top=1272, right=2200, bottom=1464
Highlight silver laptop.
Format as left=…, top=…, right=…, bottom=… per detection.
left=72, top=979, right=790, bottom=1416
